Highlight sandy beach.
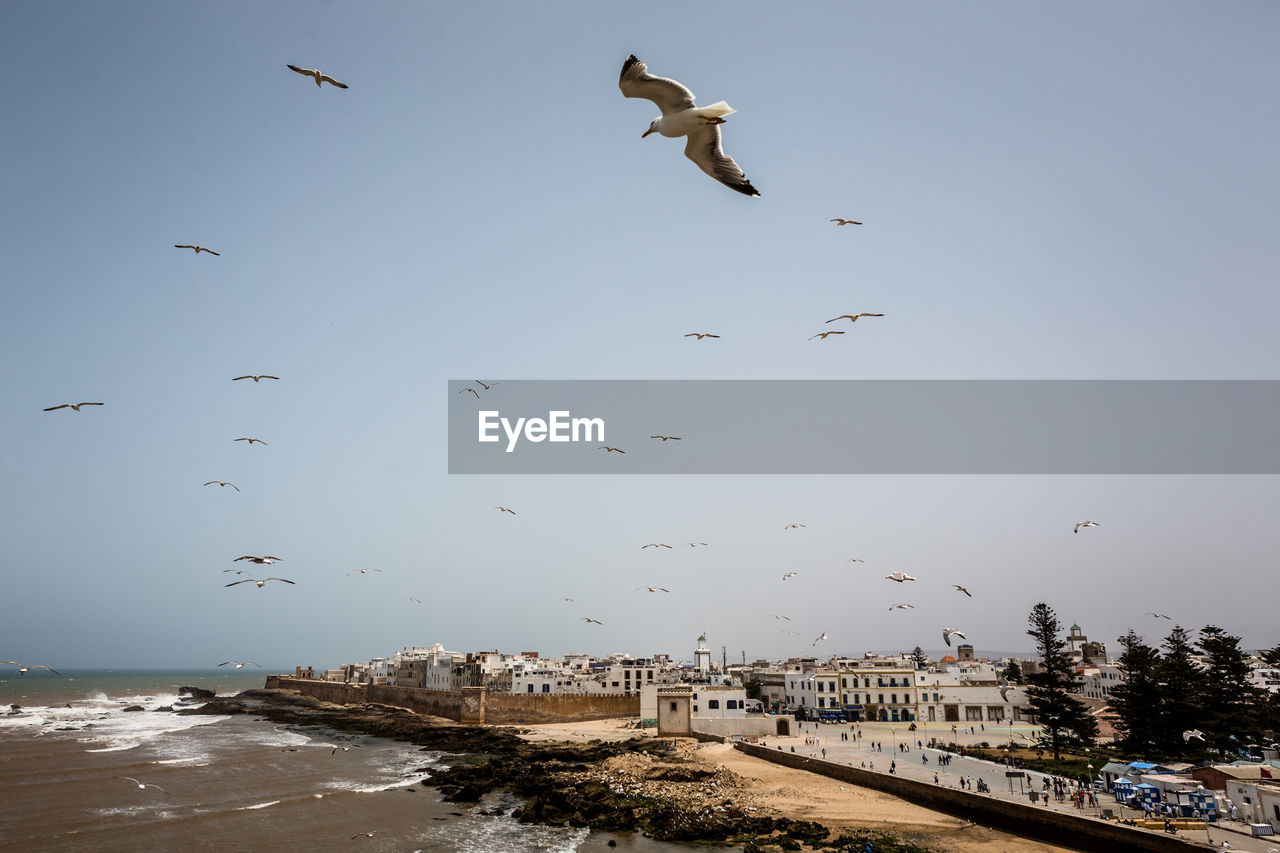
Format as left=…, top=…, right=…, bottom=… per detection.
left=512, top=718, right=1080, bottom=853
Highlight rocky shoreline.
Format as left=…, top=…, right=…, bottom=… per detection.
left=180, top=689, right=933, bottom=852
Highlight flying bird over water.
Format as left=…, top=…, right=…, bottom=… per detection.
left=226, top=577, right=295, bottom=588
left=232, top=375, right=279, bottom=383
left=235, top=555, right=282, bottom=565
left=119, top=776, right=168, bottom=794
left=809, top=331, right=845, bottom=341
left=619, top=55, right=759, bottom=197
left=953, top=584, right=972, bottom=597
left=942, top=628, right=966, bottom=647
left=204, top=481, right=240, bottom=491
left=174, top=244, right=219, bottom=255
left=2, top=661, right=61, bottom=676
left=495, top=506, right=516, bottom=514
left=218, top=661, right=259, bottom=669
left=286, top=64, right=348, bottom=88
left=650, top=435, right=682, bottom=441
left=1073, top=520, right=1100, bottom=533
left=812, top=632, right=828, bottom=646
left=826, top=313, right=884, bottom=324
left=885, top=572, right=917, bottom=583
left=43, top=402, right=103, bottom=412
left=582, top=617, right=604, bottom=625
left=684, top=333, right=720, bottom=340
left=235, top=437, right=267, bottom=445
left=830, top=219, right=863, bottom=226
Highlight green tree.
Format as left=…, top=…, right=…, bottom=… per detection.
left=1002, top=660, right=1023, bottom=685
left=1197, top=625, right=1261, bottom=753
left=910, top=646, right=930, bottom=670
left=1260, top=644, right=1280, bottom=668
left=1024, top=602, right=1099, bottom=759
left=1155, top=626, right=1205, bottom=758
left=1106, top=630, right=1164, bottom=755
left=743, top=680, right=762, bottom=700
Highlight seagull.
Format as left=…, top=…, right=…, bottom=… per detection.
left=809, top=330, right=845, bottom=341
left=598, top=446, right=626, bottom=453
left=847, top=558, right=865, bottom=563
left=889, top=603, right=914, bottom=611
left=1183, top=729, right=1205, bottom=742
left=223, top=569, right=246, bottom=575
left=2, top=661, right=61, bottom=676
left=351, top=832, right=376, bottom=840
left=781, top=572, right=797, bottom=581
left=203, top=481, right=240, bottom=491
left=812, top=632, right=828, bottom=646
left=781, top=630, right=800, bottom=637
left=1073, top=520, right=1100, bottom=533
left=475, top=380, right=499, bottom=390
left=639, top=586, right=670, bottom=593
left=998, top=680, right=1017, bottom=702
left=885, top=572, right=917, bottom=583
left=235, top=555, right=283, bottom=565
left=953, top=584, right=972, bottom=597
left=642, top=543, right=672, bottom=549
left=346, top=568, right=383, bottom=575
left=783, top=523, right=806, bottom=530
left=826, top=313, right=884, bottom=324
left=650, top=435, right=682, bottom=441
left=495, top=506, right=516, bottom=514
left=582, top=617, right=604, bottom=625
left=407, top=596, right=422, bottom=604
left=232, top=375, right=279, bottom=383
left=772, top=614, right=791, bottom=621
left=830, top=219, right=863, bottom=226
left=619, top=55, right=759, bottom=196
left=174, top=244, right=219, bottom=255
left=459, top=387, right=480, bottom=398
left=684, top=332, right=720, bottom=340
left=942, top=628, right=966, bottom=647
left=225, top=577, right=295, bottom=588
left=235, top=437, right=267, bottom=445
left=286, top=64, right=348, bottom=89
left=43, top=402, right=103, bottom=412
left=329, top=745, right=352, bottom=755
left=218, top=661, right=259, bottom=669
left=1146, top=612, right=1172, bottom=620
left=686, top=542, right=708, bottom=547
left=119, top=776, right=168, bottom=794
left=561, top=597, right=574, bottom=602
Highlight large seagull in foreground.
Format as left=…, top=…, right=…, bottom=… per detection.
left=286, top=65, right=348, bottom=89
left=619, top=55, right=759, bottom=197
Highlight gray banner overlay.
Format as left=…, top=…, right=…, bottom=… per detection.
left=448, top=381, right=1280, bottom=474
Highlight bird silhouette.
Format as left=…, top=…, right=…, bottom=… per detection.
left=826, top=313, right=884, bottom=324
left=1073, top=520, right=1100, bottom=533
left=830, top=219, right=863, bottom=226
left=286, top=64, right=348, bottom=88
left=684, top=333, right=720, bottom=340
left=234, top=437, right=267, bottom=445
left=203, top=481, right=240, bottom=491
left=174, top=244, right=219, bottom=255
left=808, top=330, right=845, bottom=340
left=43, top=402, right=103, bottom=412
left=232, top=375, right=278, bottom=383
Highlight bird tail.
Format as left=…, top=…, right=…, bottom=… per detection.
left=698, top=101, right=736, bottom=119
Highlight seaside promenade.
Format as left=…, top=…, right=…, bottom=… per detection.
left=762, top=719, right=1276, bottom=852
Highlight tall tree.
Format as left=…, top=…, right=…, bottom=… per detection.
left=1106, top=630, right=1164, bottom=755
left=1024, top=602, right=1099, bottom=759
left=1156, top=626, right=1205, bottom=758
left=1260, top=644, right=1280, bottom=668
left=1197, top=625, right=1261, bottom=753
left=909, top=646, right=930, bottom=670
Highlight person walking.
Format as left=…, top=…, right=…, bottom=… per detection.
left=890, top=760, right=896, bottom=775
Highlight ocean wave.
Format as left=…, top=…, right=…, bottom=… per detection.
left=236, top=800, right=281, bottom=810
left=415, top=810, right=590, bottom=852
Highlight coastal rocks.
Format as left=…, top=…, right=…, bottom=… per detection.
left=153, top=705, right=175, bottom=712
left=122, top=705, right=145, bottom=712
left=178, top=686, right=216, bottom=701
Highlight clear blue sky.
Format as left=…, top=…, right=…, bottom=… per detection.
left=3, top=2, right=1277, bottom=669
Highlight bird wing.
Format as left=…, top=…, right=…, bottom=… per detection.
left=225, top=579, right=254, bottom=586
left=33, top=665, right=61, bottom=674
left=43, top=404, right=69, bottom=411
left=79, top=402, right=104, bottom=406
left=287, top=64, right=315, bottom=77
left=203, top=248, right=221, bottom=255
left=319, top=74, right=348, bottom=88
left=684, top=125, right=759, bottom=197
left=259, top=375, right=279, bottom=380
left=618, top=55, right=696, bottom=115
left=266, top=578, right=295, bottom=584
left=174, top=245, right=196, bottom=250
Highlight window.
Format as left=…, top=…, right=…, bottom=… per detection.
left=727, top=700, right=737, bottom=709
left=708, top=699, right=720, bottom=709
left=527, top=684, right=534, bottom=693
left=817, top=682, right=824, bottom=692
left=891, top=694, right=897, bottom=704
left=878, top=694, right=884, bottom=704
left=541, top=684, right=550, bottom=693
left=670, top=701, right=677, bottom=711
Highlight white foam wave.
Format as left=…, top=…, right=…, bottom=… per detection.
left=415, top=811, right=590, bottom=852
left=236, top=800, right=280, bottom=811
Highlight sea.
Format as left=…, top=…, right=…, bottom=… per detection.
left=0, top=670, right=730, bottom=853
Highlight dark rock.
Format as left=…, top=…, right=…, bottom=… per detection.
left=122, top=705, right=145, bottom=712
left=178, top=686, right=216, bottom=700
left=153, top=706, right=174, bottom=712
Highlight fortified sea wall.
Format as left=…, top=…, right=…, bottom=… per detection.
left=734, top=742, right=1205, bottom=853
left=265, top=676, right=639, bottom=724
